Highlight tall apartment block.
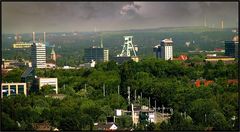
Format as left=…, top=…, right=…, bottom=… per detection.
left=153, top=38, right=173, bottom=60
left=31, top=42, right=46, bottom=68
left=225, top=36, right=238, bottom=58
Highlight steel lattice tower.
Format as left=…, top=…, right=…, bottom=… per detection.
left=119, top=36, right=137, bottom=57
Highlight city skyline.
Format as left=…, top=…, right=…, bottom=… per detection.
left=2, top=2, right=238, bottom=33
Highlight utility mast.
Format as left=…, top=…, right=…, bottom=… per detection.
left=118, top=85, right=120, bottom=95
left=128, top=86, right=131, bottom=105
left=103, top=84, right=105, bottom=97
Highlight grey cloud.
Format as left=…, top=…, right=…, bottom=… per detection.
left=2, top=2, right=238, bottom=33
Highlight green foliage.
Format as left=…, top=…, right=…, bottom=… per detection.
left=116, top=115, right=132, bottom=129
left=1, top=57, right=237, bottom=131
left=2, top=68, right=24, bottom=82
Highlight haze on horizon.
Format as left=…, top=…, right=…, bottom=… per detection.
left=2, top=2, right=238, bottom=34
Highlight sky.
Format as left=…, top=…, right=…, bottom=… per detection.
left=2, top=2, right=238, bottom=33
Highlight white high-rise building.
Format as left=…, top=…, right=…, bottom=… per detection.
left=31, top=42, right=46, bottom=68
left=160, top=38, right=173, bottom=60
left=104, top=49, right=109, bottom=62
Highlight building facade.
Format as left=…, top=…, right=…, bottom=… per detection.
left=31, top=43, right=46, bottom=68
left=13, top=43, right=32, bottom=48
left=153, top=45, right=161, bottom=58
left=84, top=47, right=109, bottom=62
left=161, top=38, right=173, bottom=60
left=225, top=36, right=238, bottom=58
left=153, top=38, right=173, bottom=60
left=37, top=78, right=58, bottom=94
left=104, top=49, right=109, bottom=62
left=1, top=83, right=27, bottom=97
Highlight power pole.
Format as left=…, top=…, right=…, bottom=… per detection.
left=118, top=85, right=120, bottom=95
left=134, top=89, right=136, bottom=102
left=155, top=100, right=157, bottom=112
left=117, top=85, right=120, bottom=105
left=140, top=92, right=142, bottom=105
left=204, top=114, right=207, bottom=123
left=103, top=84, right=105, bottom=97
left=149, top=97, right=151, bottom=110
left=128, top=86, right=130, bottom=105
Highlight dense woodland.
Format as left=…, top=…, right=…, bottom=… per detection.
left=2, top=58, right=238, bottom=130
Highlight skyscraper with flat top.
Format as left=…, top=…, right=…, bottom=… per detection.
left=153, top=38, right=173, bottom=60
left=31, top=42, right=46, bottom=68
left=225, top=36, right=238, bottom=58
left=161, top=38, right=173, bottom=60
left=84, top=47, right=109, bottom=62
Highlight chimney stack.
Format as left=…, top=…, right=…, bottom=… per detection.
left=204, top=16, right=207, bottom=27
left=43, top=32, right=46, bottom=44
left=33, top=32, right=35, bottom=43
left=221, top=20, right=224, bottom=29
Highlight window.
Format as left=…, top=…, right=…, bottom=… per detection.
left=2, top=85, right=8, bottom=96
left=10, top=85, right=16, bottom=95
left=18, top=85, right=25, bottom=95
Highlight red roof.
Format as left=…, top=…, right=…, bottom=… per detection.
left=228, top=79, right=238, bottom=84
left=195, top=80, right=201, bottom=87
left=204, top=80, right=214, bottom=86
left=195, top=80, right=214, bottom=87
left=214, top=48, right=224, bottom=51
left=174, top=54, right=188, bottom=61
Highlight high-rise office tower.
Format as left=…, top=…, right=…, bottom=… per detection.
left=225, top=36, right=238, bottom=58
left=31, top=42, right=46, bottom=68
left=84, top=47, right=109, bottom=63
left=104, top=49, right=109, bottom=62
left=160, top=38, right=173, bottom=60
left=153, top=38, right=173, bottom=60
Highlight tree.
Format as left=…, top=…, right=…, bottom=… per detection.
left=1, top=112, right=18, bottom=130
left=39, top=85, right=56, bottom=96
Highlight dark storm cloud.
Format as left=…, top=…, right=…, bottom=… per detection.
left=2, top=2, right=238, bottom=33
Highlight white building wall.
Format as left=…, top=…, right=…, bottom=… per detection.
left=32, top=43, right=46, bottom=68
left=163, top=46, right=173, bottom=60
left=104, top=49, right=109, bottom=62
left=38, top=78, right=58, bottom=94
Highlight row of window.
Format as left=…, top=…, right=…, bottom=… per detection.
left=2, top=85, right=25, bottom=96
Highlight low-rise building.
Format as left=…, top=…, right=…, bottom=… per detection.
left=1, top=83, right=27, bottom=97
left=205, top=56, right=235, bottom=62
left=46, top=63, right=56, bottom=69
left=36, top=78, right=58, bottom=94
left=95, top=123, right=118, bottom=130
